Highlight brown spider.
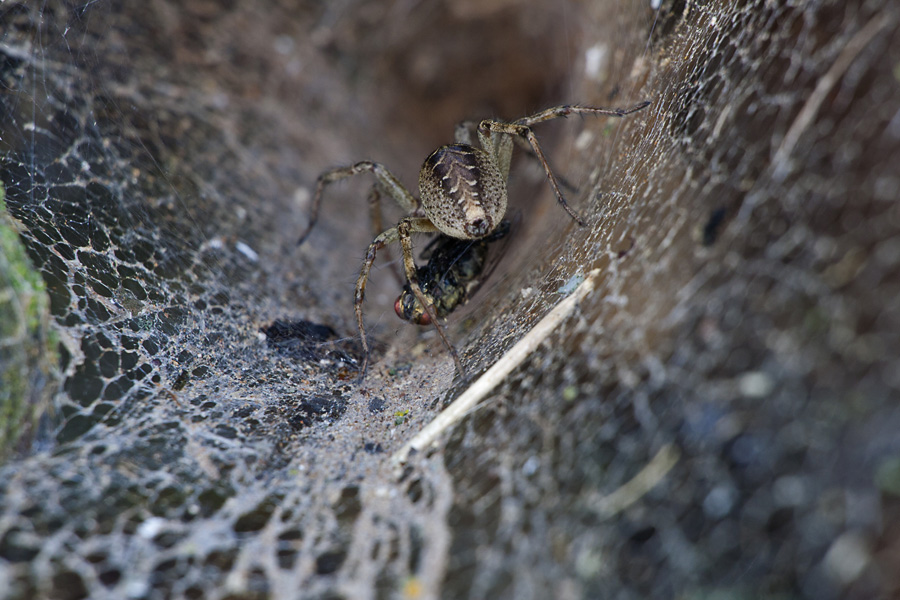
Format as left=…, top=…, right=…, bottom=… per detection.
left=298, top=100, right=650, bottom=380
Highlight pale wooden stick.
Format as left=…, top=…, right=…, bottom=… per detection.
left=589, top=443, right=681, bottom=519
left=392, top=269, right=601, bottom=468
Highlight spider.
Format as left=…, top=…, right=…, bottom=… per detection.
left=298, top=100, right=650, bottom=380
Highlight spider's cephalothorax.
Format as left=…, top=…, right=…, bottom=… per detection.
left=298, top=100, right=650, bottom=381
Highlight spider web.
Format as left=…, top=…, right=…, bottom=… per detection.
left=1, top=1, right=899, bottom=598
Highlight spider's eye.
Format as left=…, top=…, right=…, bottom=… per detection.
left=465, top=217, right=491, bottom=238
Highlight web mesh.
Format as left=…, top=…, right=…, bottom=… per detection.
left=1, top=0, right=899, bottom=598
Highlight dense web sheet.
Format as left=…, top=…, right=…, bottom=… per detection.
left=1, top=1, right=899, bottom=598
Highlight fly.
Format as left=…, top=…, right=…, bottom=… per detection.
left=394, top=220, right=511, bottom=325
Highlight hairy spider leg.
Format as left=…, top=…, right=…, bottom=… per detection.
left=479, top=118, right=585, bottom=226
left=456, top=119, right=581, bottom=193
left=298, top=161, right=418, bottom=245
left=355, top=216, right=464, bottom=380
left=398, top=218, right=465, bottom=377
left=513, top=101, right=651, bottom=128
left=366, top=185, right=403, bottom=285
left=477, top=101, right=651, bottom=227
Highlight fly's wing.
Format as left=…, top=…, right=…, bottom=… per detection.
left=456, top=216, right=515, bottom=303
left=417, top=231, right=444, bottom=262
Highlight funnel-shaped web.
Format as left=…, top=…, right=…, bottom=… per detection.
left=0, top=1, right=898, bottom=598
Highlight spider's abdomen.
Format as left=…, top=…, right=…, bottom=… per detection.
left=419, top=143, right=507, bottom=239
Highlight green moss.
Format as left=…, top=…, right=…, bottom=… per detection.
left=0, top=185, right=59, bottom=459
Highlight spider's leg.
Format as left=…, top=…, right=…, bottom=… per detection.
left=398, top=218, right=466, bottom=379
left=355, top=225, right=401, bottom=381
left=504, top=139, right=579, bottom=193
left=299, top=161, right=419, bottom=245
left=355, top=217, right=443, bottom=381
left=367, top=185, right=404, bottom=286
left=476, top=101, right=650, bottom=226
left=479, top=119, right=585, bottom=226
left=513, top=101, right=651, bottom=128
